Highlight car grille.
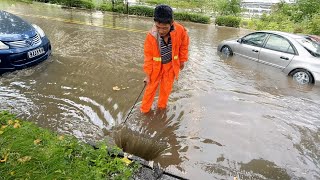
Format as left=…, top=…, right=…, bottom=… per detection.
left=6, top=34, right=42, bottom=48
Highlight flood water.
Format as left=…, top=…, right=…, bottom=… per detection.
left=1, top=1, right=319, bottom=179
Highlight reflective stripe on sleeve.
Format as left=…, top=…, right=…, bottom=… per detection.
left=153, top=57, right=162, bottom=62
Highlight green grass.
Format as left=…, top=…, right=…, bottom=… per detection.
left=0, top=111, right=139, bottom=179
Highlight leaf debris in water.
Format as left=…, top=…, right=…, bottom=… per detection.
left=113, top=86, right=121, bottom=91
left=121, top=157, right=132, bottom=166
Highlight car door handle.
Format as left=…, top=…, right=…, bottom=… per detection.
left=280, top=56, right=289, bottom=60
left=252, top=49, right=259, bottom=53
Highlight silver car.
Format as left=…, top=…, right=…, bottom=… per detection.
left=217, top=31, right=320, bottom=85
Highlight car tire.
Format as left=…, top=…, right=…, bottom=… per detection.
left=289, top=69, right=314, bottom=85
left=221, top=45, right=233, bottom=56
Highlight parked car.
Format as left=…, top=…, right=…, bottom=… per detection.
left=0, top=10, right=51, bottom=74
left=217, top=30, right=320, bottom=85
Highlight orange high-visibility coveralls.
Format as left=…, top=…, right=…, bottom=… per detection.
left=140, top=22, right=189, bottom=113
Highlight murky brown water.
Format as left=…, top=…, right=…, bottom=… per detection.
left=1, top=1, right=320, bottom=179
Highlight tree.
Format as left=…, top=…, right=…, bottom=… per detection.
left=272, top=0, right=320, bottom=22
left=192, top=0, right=213, bottom=13
left=296, top=0, right=320, bottom=20
left=216, top=0, right=241, bottom=16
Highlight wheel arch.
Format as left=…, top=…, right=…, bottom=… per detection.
left=288, top=68, right=315, bottom=84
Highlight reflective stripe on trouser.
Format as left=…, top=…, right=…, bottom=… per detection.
left=140, top=62, right=175, bottom=113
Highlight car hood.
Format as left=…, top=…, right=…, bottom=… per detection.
left=0, top=11, right=36, bottom=41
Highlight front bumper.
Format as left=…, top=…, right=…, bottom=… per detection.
left=0, top=36, right=51, bottom=72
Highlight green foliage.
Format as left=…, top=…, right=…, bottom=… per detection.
left=240, top=19, right=250, bottom=28
left=143, top=0, right=214, bottom=12
left=97, top=3, right=113, bottom=11
left=61, top=0, right=95, bottom=9
left=78, top=0, right=95, bottom=9
left=98, top=3, right=210, bottom=24
left=245, top=0, right=320, bottom=35
left=31, top=0, right=50, bottom=2
left=271, top=0, right=320, bottom=23
left=33, top=0, right=95, bottom=9
left=174, top=12, right=211, bottom=24
left=308, top=14, right=320, bottom=35
left=215, top=16, right=241, bottom=27
left=244, top=13, right=295, bottom=32
left=98, top=2, right=124, bottom=12
left=129, top=6, right=154, bottom=17
left=0, top=111, right=139, bottom=179
left=140, top=0, right=218, bottom=12
left=112, top=4, right=124, bottom=13
left=216, top=0, right=241, bottom=16
left=296, top=0, right=320, bottom=20
left=18, top=0, right=34, bottom=3
left=143, top=0, right=159, bottom=5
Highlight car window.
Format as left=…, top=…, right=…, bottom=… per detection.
left=264, top=35, right=295, bottom=54
left=242, top=33, right=268, bottom=47
left=296, top=38, right=320, bottom=57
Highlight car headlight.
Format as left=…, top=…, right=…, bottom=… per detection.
left=32, top=24, right=46, bottom=38
left=0, top=41, right=9, bottom=50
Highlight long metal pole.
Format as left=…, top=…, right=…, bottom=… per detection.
left=123, top=82, right=146, bottom=124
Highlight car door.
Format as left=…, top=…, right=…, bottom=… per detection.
left=258, top=34, right=295, bottom=70
left=235, top=32, right=268, bottom=62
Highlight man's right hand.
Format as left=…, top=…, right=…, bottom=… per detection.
left=143, top=76, right=150, bottom=84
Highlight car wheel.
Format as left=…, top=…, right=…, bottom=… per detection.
left=290, top=69, right=314, bottom=85
left=221, top=45, right=233, bottom=56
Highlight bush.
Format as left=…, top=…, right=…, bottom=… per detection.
left=98, top=3, right=124, bottom=13
left=33, top=0, right=50, bottom=2
left=174, top=12, right=210, bottom=24
left=308, top=14, right=320, bottom=35
left=245, top=18, right=296, bottom=33
left=144, top=0, right=159, bottom=5
left=129, top=6, right=154, bottom=17
left=33, top=0, right=94, bottom=9
left=98, top=4, right=210, bottom=24
left=62, top=0, right=94, bottom=9
left=215, top=16, right=241, bottom=27
left=113, top=4, right=124, bottom=13
left=97, top=3, right=113, bottom=11
left=80, top=0, right=94, bottom=9
left=240, top=19, right=250, bottom=28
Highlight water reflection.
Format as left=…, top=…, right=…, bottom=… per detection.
left=202, top=158, right=292, bottom=179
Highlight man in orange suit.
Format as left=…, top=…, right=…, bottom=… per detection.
left=140, top=4, right=190, bottom=113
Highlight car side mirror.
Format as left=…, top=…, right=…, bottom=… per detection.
left=237, top=38, right=242, bottom=43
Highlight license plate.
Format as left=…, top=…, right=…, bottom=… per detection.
left=28, top=47, right=45, bottom=59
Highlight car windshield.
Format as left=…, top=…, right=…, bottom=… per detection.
left=296, top=38, right=320, bottom=57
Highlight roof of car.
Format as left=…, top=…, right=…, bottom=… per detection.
left=257, top=30, right=303, bottom=39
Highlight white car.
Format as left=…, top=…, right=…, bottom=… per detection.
left=217, top=31, right=320, bottom=85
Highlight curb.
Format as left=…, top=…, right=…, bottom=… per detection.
left=88, top=141, right=188, bottom=180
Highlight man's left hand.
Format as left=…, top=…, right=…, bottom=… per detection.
left=180, top=62, right=185, bottom=70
